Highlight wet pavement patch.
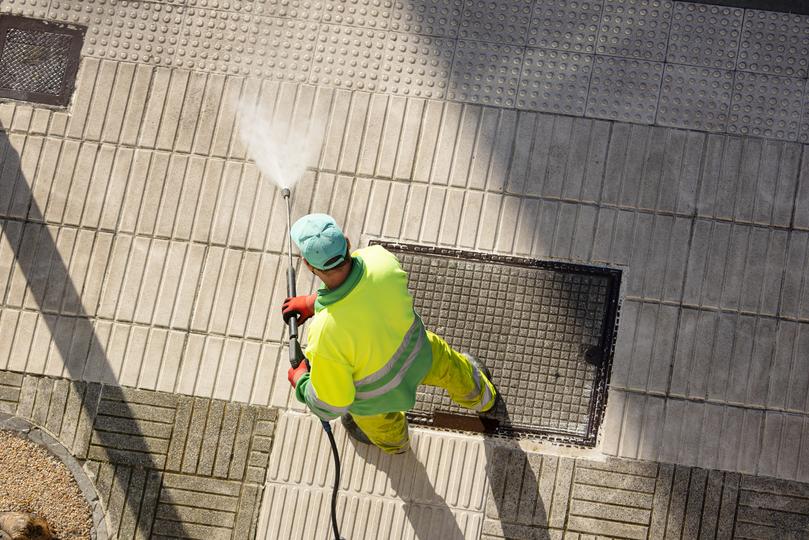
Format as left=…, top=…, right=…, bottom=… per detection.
left=374, top=242, right=621, bottom=446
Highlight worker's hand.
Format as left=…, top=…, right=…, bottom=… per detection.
left=281, top=293, right=317, bottom=325
left=287, top=361, right=309, bottom=388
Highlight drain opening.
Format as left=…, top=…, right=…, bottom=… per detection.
left=372, top=241, right=621, bottom=447
left=0, top=16, right=84, bottom=107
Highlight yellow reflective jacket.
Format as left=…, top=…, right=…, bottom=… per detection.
left=294, top=245, right=432, bottom=419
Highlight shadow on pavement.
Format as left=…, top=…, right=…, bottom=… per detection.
left=0, top=126, right=187, bottom=536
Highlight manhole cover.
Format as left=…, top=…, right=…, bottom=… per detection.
left=373, top=242, right=621, bottom=446
left=0, top=16, right=84, bottom=107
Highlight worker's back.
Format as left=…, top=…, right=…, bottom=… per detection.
left=303, top=245, right=433, bottom=417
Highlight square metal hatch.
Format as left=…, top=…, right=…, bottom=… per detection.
left=373, top=241, right=621, bottom=447
left=0, top=16, right=84, bottom=107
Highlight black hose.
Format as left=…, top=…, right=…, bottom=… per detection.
left=321, top=421, right=342, bottom=539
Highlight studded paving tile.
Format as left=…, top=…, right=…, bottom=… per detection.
left=321, top=0, right=394, bottom=29
left=176, top=10, right=262, bottom=76
left=380, top=32, right=453, bottom=99
left=310, top=24, right=388, bottom=91
left=517, top=48, right=593, bottom=116
left=105, top=1, right=185, bottom=66
left=0, top=0, right=51, bottom=20
left=738, top=9, right=809, bottom=78
left=585, top=55, right=663, bottom=124
left=667, top=2, right=743, bottom=70
left=187, top=0, right=259, bottom=14
left=802, top=79, right=809, bottom=144
left=253, top=0, right=324, bottom=19
left=448, top=39, right=523, bottom=108
left=249, top=17, right=319, bottom=82
left=597, top=0, right=673, bottom=62
left=389, top=0, right=464, bottom=38
left=728, top=71, right=804, bottom=141
left=47, top=0, right=117, bottom=58
left=458, top=0, right=533, bottom=45
left=527, top=0, right=602, bottom=53
left=657, top=64, right=733, bottom=132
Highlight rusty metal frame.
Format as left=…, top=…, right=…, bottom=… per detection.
left=0, top=15, right=85, bottom=107
left=372, top=240, right=622, bottom=447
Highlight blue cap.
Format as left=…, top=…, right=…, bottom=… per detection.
left=290, top=213, right=348, bottom=270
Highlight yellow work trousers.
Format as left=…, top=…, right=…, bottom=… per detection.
left=350, top=331, right=497, bottom=454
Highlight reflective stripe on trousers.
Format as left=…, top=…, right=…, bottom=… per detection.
left=348, top=331, right=497, bottom=454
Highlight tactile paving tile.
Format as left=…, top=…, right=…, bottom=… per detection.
left=389, top=0, right=464, bottom=38
left=380, top=33, right=453, bottom=99
left=251, top=17, right=319, bottom=81
left=738, top=9, right=809, bottom=78
left=310, top=24, right=387, bottom=91
left=187, top=0, right=257, bottom=13
left=527, top=0, right=601, bottom=53
left=517, top=48, right=593, bottom=115
left=105, top=1, right=185, bottom=65
left=48, top=0, right=116, bottom=57
left=176, top=9, right=261, bottom=75
left=375, top=243, right=618, bottom=443
left=801, top=80, right=809, bottom=144
left=253, top=0, right=324, bottom=19
left=448, top=39, right=523, bottom=107
left=728, top=71, right=804, bottom=141
left=1, top=0, right=51, bottom=19
left=597, top=0, right=673, bottom=62
left=321, top=0, right=394, bottom=29
left=667, top=2, right=743, bottom=70
left=585, top=55, right=663, bottom=124
left=458, top=0, right=533, bottom=45
left=657, top=64, right=733, bottom=132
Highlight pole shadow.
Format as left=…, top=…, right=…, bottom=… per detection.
left=0, top=126, right=187, bottom=537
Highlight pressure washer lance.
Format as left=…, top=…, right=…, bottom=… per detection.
left=281, top=188, right=344, bottom=540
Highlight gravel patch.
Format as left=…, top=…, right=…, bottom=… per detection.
left=0, top=431, right=92, bottom=540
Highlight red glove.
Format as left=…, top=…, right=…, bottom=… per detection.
left=281, top=293, right=317, bottom=325
left=288, top=361, right=308, bottom=388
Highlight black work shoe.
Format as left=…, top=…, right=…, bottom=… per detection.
left=462, top=353, right=500, bottom=413
left=340, top=414, right=372, bottom=445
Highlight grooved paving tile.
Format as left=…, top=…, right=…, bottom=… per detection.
left=585, top=56, right=663, bottom=124
left=389, top=0, right=464, bottom=37
left=738, top=9, right=809, bottom=78
left=527, top=0, right=601, bottom=53
left=310, top=24, right=388, bottom=91
left=517, top=48, right=593, bottom=116
left=728, top=71, right=804, bottom=141
left=597, top=0, right=673, bottom=62
left=657, top=64, right=733, bottom=132
left=448, top=40, right=523, bottom=107
left=105, top=1, right=185, bottom=65
left=667, top=2, right=743, bottom=70
left=321, top=0, right=393, bottom=29
left=458, top=0, right=533, bottom=45
left=379, top=33, right=453, bottom=99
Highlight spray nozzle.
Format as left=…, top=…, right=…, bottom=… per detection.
left=281, top=187, right=291, bottom=199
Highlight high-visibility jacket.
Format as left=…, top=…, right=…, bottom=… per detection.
left=294, top=245, right=433, bottom=420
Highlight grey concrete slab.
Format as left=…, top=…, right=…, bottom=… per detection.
left=667, top=2, right=743, bottom=70
left=586, top=56, right=663, bottom=124
left=738, top=9, right=809, bottom=78
left=528, top=0, right=601, bottom=53
left=728, top=71, right=805, bottom=141
left=448, top=40, right=523, bottom=108
left=517, top=49, right=592, bottom=116
left=597, top=0, right=673, bottom=62
left=657, top=64, right=733, bottom=132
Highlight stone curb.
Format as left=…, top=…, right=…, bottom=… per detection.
left=0, top=412, right=109, bottom=540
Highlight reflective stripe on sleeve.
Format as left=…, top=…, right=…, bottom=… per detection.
left=306, top=382, right=349, bottom=421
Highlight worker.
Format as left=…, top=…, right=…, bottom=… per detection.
left=282, top=213, right=498, bottom=454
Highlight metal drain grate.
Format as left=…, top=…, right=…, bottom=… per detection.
left=0, top=16, right=84, bottom=107
left=372, top=242, right=621, bottom=446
